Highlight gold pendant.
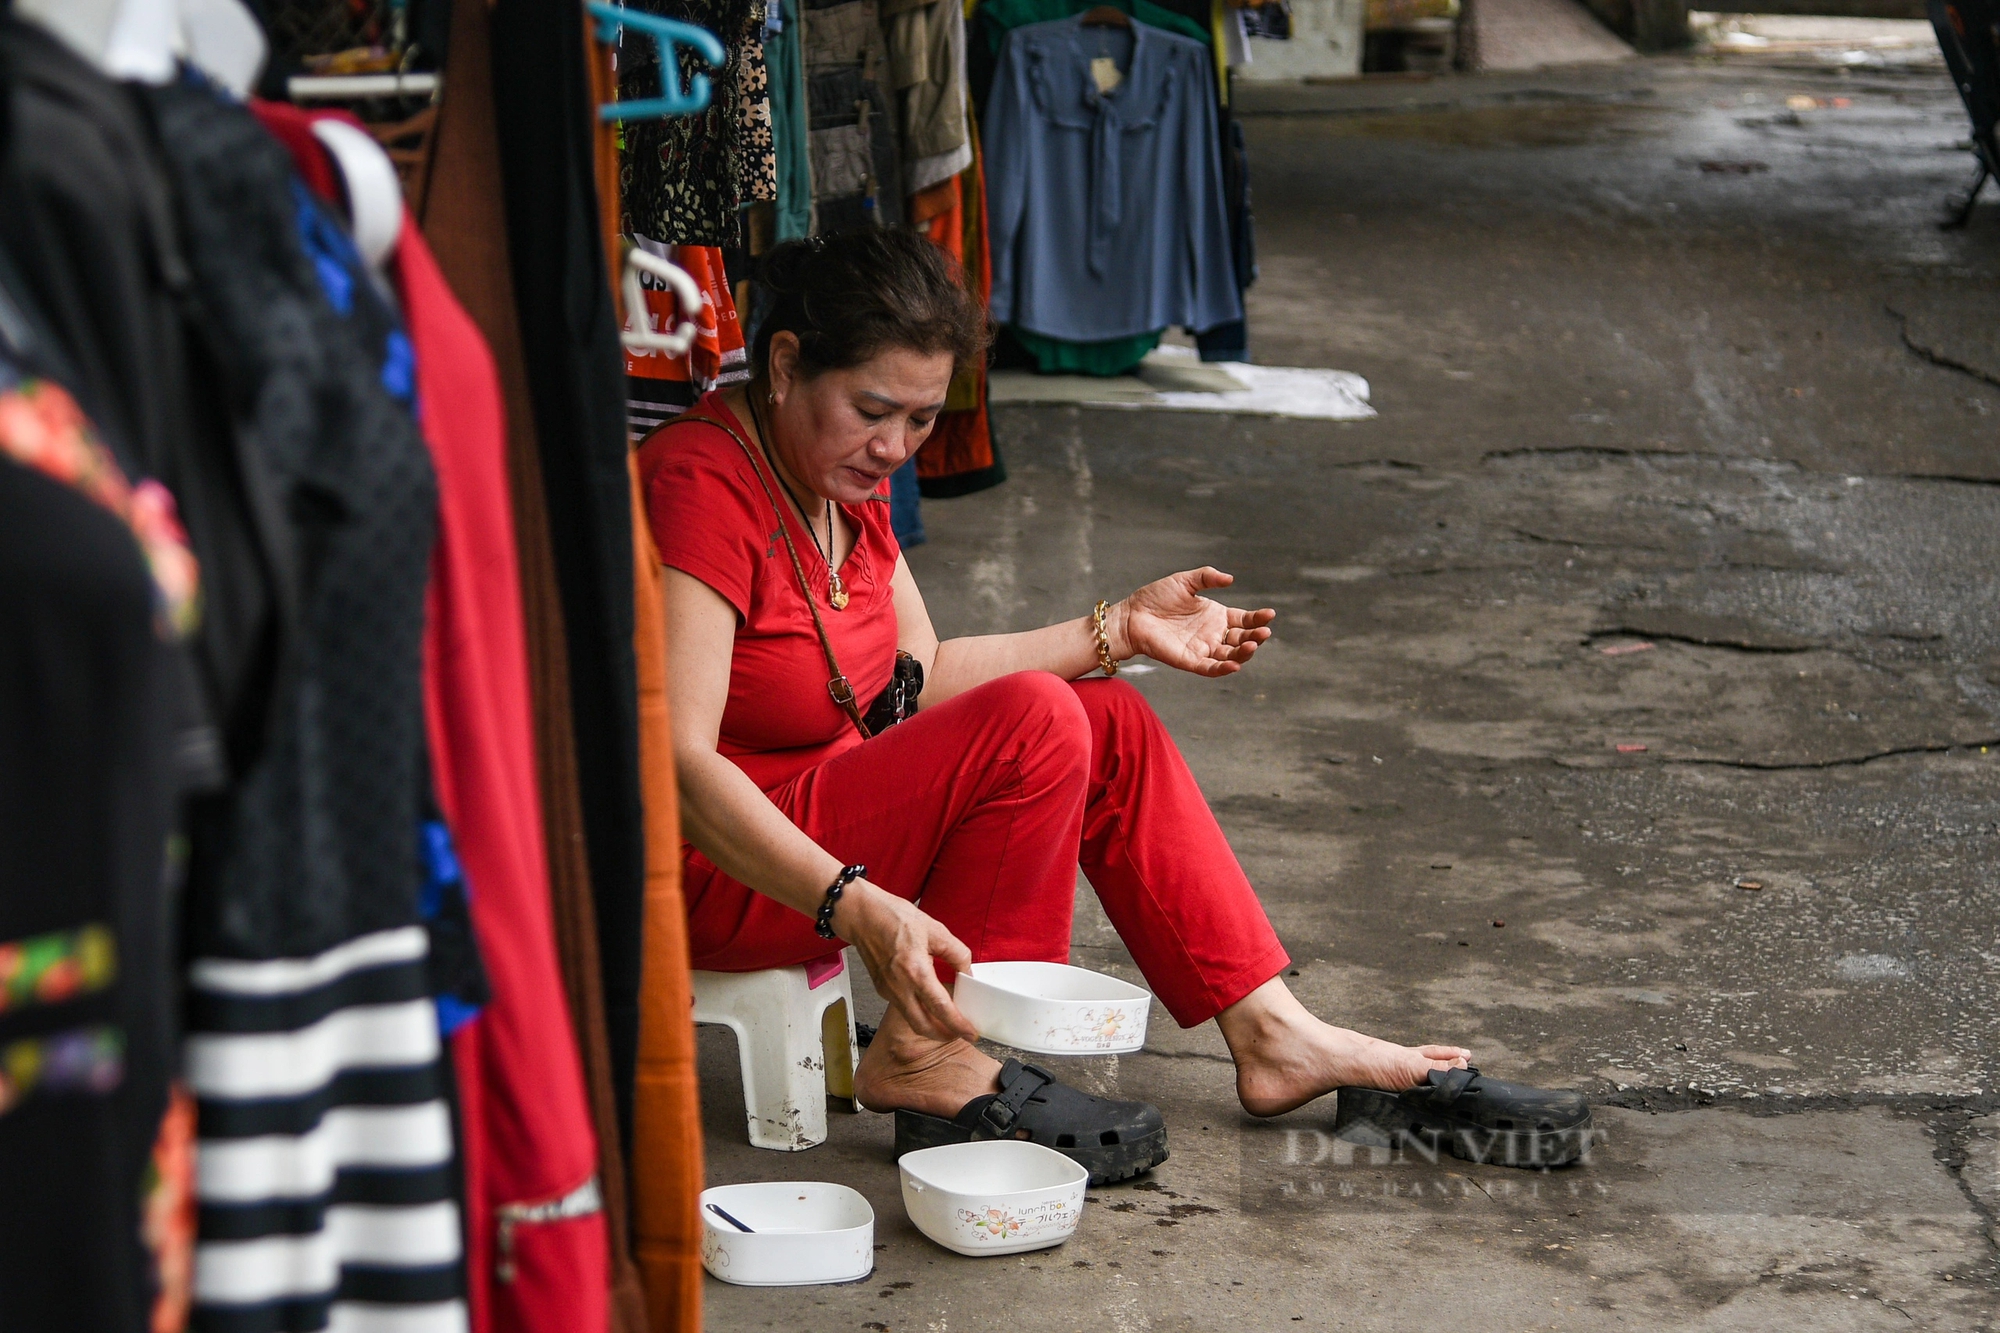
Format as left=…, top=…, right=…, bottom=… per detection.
left=829, top=573, right=850, bottom=611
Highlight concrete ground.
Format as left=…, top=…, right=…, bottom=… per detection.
left=700, top=53, right=2000, bottom=1330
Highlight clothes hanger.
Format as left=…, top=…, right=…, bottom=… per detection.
left=175, top=0, right=267, bottom=97
left=619, top=245, right=705, bottom=358
left=310, top=118, right=405, bottom=274
left=10, top=0, right=122, bottom=64
left=14, top=0, right=170, bottom=79
left=14, top=0, right=265, bottom=93
left=1079, top=5, right=1134, bottom=28
left=586, top=1, right=727, bottom=121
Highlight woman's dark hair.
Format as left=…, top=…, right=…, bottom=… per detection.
left=752, top=229, right=988, bottom=379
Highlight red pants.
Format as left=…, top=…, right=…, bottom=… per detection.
left=684, top=673, right=1290, bottom=1027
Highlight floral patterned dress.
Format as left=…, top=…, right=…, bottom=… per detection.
left=621, top=0, right=780, bottom=243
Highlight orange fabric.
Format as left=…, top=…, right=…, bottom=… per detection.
left=623, top=245, right=745, bottom=393
left=920, top=385, right=993, bottom=480
left=627, top=457, right=705, bottom=1333
left=918, top=143, right=996, bottom=483
left=144, top=1086, right=195, bottom=1333
left=588, top=26, right=624, bottom=297
left=916, top=184, right=963, bottom=266
left=909, top=175, right=962, bottom=234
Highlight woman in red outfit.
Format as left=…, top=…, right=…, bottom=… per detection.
left=640, top=232, right=1470, bottom=1181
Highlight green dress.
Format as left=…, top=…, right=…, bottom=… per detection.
left=1008, top=328, right=1163, bottom=377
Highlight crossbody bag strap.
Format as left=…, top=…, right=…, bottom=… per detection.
left=661, top=412, right=872, bottom=740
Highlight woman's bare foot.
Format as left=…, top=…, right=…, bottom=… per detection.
left=1217, top=977, right=1470, bottom=1118
left=852, top=1004, right=1003, bottom=1118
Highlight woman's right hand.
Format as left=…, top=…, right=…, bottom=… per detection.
left=832, top=881, right=979, bottom=1042
left=1111, top=567, right=1274, bottom=679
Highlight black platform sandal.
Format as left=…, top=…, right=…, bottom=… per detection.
left=893, top=1059, right=1169, bottom=1186
left=1333, top=1066, right=1595, bottom=1169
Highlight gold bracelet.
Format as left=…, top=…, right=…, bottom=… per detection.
left=1093, top=600, right=1119, bottom=676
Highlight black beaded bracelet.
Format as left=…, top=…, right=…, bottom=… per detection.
left=814, top=864, right=867, bottom=940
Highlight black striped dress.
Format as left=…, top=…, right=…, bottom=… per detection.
left=144, top=80, right=468, bottom=1333
left=186, top=928, right=463, bottom=1332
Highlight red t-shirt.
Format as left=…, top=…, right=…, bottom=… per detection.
left=637, top=392, right=901, bottom=790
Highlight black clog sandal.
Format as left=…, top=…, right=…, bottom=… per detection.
left=1333, top=1066, right=1595, bottom=1169
left=893, top=1059, right=1169, bottom=1186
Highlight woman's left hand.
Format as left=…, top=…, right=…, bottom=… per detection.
left=1111, top=568, right=1275, bottom=678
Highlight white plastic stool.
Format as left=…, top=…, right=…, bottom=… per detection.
left=692, top=953, right=859, bottom=1151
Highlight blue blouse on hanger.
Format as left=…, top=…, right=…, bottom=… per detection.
left=984, top=14, right=1243, bottom=344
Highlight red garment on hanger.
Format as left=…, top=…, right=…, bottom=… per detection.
left=398, top=224, right=610, bottom=1333
left=245, top=100, right=340, bottom=198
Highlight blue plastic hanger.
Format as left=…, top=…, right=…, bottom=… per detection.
left=587, top=2, right=728, bottom=121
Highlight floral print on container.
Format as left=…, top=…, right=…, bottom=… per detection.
left=952, top=1196, right=1074, bottom=1244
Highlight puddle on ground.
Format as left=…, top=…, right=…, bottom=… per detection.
left=1304, top=101, right=1679, bottom=149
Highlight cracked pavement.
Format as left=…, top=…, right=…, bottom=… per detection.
left=698, top=52, right=2000, bottom=1332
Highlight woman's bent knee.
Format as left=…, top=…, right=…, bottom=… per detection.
left=974, top=671, right=1089, bottom=729
left=968, top=672, right=1090, bottom=767
left=1071, top=675, right=1167, bottom=746
left=1071, top=674, right=1151, bottom=719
